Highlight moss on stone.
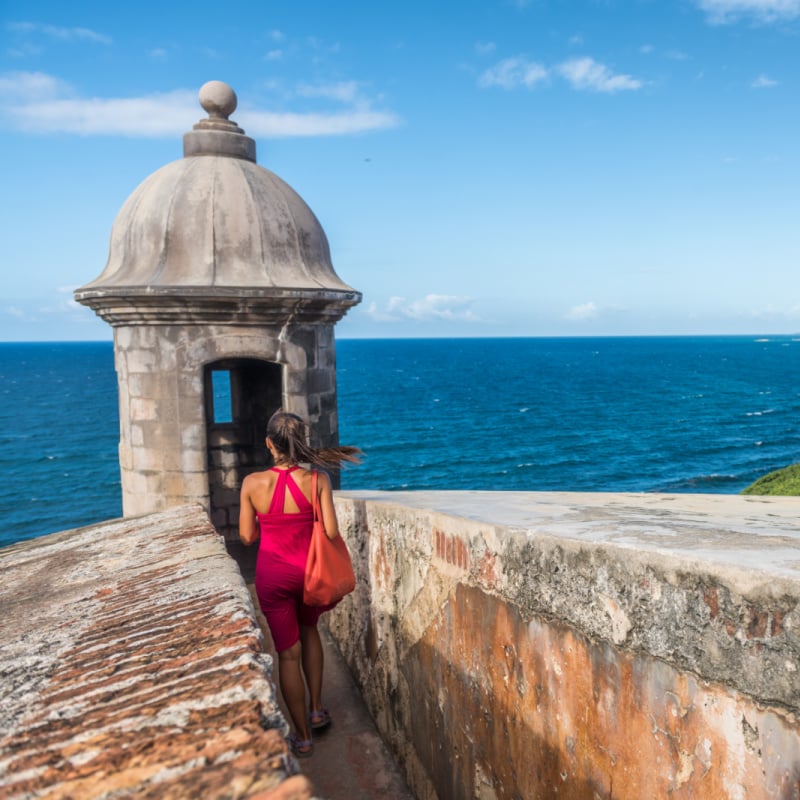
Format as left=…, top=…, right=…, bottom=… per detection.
left=741, top=463, right=800, bottom=496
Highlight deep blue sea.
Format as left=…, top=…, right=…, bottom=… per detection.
left=1, top=337, right=798, bottom=549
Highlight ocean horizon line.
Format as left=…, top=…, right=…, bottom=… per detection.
left=2, top=332, right=800, bottom=346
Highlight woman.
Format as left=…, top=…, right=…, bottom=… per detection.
left=239, top=410, right=361, bottom=758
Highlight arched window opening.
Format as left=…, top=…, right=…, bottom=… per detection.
left=203, top=359, right=282, bottom=564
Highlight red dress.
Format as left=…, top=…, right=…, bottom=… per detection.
left=254, top=467, right=325, bottom=652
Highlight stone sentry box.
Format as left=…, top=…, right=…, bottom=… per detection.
left=75, top=81, right=360, bottom=566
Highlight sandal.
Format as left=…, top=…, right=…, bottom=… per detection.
left=308, top=708, right=332, bottom=730
left=287, top=733, right=314, bottom=759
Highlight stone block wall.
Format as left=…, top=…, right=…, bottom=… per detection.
left=326, top=490, right=800, bottom=800
left=111, top=323, right=341, bottom=533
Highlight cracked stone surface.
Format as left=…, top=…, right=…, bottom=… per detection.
left=0, top=505, right=315, bottom=800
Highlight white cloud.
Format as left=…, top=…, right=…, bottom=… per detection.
left=0, top=70, right=66, bottom=99
left=478, top=57, right=548, bottom=89
left=697, top=0, right=800, bottom=23
left=558, top=57, right=643, bottom=92
left=6, top=21, right=111, bottom=45
left=478, top=56, right=642, bottom=93
left=566, top=302, right=599, bottom=321
left=265, top=49, right=283, bottom=61
left=475, top=41, right=496, bottom=55
left=367, top=295, right=479, bottom=323
left=364, top=302, right=395, bottom=322
left=751, top=73, right=778, bottom=87
left=245, top=108, right=400, bottom=137
left=4, top=87, right=200, bottom=136
left=0, top=71, right=401, bottom=138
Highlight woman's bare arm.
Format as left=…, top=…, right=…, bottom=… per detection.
left=238, top=475, right=259, bottom=546
left=317, top=471, right=340, bottom=540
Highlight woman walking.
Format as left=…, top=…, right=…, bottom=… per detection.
left=239, top=410, right=361, bottom=758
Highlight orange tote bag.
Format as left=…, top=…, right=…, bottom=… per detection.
left=303, top=471, right=356, bottom=607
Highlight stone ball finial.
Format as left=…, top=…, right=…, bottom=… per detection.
left=186, top=80, right=250, bottom=157
left=199, top=81, right=237, bottom=119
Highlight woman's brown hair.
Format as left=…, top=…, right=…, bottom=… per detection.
left=267, top=410, right=362, bottom=469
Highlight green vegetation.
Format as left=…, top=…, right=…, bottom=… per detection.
left=741, top=463, right=800, bottom=496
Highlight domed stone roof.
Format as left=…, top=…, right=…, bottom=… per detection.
left=75, top=81, right=360, bottom=324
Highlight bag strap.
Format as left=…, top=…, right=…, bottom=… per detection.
left=311, top=470, right=320, bottom=522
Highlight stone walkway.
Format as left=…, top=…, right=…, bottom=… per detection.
left=249, top=588, right=414, bottom=800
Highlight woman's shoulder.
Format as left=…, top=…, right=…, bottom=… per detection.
left=243, top=469, right=277, bottom=489
left=309, top=469, right=332, bottom=493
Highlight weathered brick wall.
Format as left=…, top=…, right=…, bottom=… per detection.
left=0, top=506, right=316, bottom=800
left=327, top=490, right=800, bottom=800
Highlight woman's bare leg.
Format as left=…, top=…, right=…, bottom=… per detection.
left=299, top=624, right=324, bottom=713
left=278, top=641, right=311, bottom=743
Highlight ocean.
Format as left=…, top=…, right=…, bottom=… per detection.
left=1, top=336, right=798, bottom=549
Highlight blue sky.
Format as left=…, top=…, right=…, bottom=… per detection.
left=1, top=0, right=799, bottom=340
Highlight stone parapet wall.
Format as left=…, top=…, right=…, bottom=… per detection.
left=326, top=490, right=800, bottom=800
left=0, top=506, right=315, bottom=800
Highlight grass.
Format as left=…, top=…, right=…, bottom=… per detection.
left=741, top=463, right=800, bottom=496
